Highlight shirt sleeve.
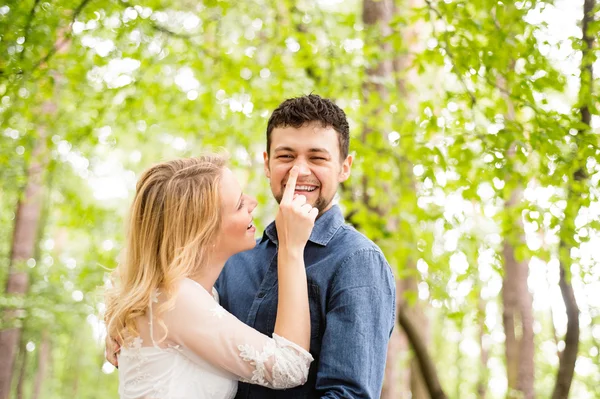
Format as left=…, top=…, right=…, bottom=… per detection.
left=164, top=279, right=314, bottom=389
left=315, top=249, right=396, bottom=398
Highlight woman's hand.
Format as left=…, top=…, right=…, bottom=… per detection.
left=275, top=166, right=318, bottom=251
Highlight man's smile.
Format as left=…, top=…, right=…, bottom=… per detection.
left=284, top=183, right=320, bottom=195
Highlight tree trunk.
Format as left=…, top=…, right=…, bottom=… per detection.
left=363, top=0, right=432, bottom=397
left=497, top=60, right=535, bottom=398
left=0, top=135, right=47, bottom=399
left=517, top=254, right=535, bottom=398
left=477, top=293, right=489, bottom=399
left=31, top=330, right=51, bottom=399
left=15, top=334, right=28, bottom=399
left=551, top=1, right=594, bottom=397
left=551, top=253, right=580, bottom=399
left=501, top=211, right=535, bottom=399
left=361, top=1, right=401, bottom=396
left=401, top=274, right=429, bottom=399
left=381, top=280, right=409, bottom=399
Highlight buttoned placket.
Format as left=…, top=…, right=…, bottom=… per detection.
left=244, top=249, right=278, bottom=327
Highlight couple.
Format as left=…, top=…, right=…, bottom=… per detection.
left=105, top=94, right=396, bottom=398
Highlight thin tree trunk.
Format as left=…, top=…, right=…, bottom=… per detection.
left=552, top=252, right=580, bottom=399
left=15, top=334, right=28, bottom=399
left=0, top=135, right=47, bottom=399
left=551, top=1, right=594, bottom=397
left=31, top=331, right=51, bottom=399
left=361, top=0, right=443, bottom=397
left=361, top=1, right=402, bottom=397
left=517, top=257, right=535, bottom=398
left=382, top=280, right=409, bottom=399
left=401, top=274, right=429, bottom=399
left=367, top=0, right=430, bottom=397
left=454, top=325, right=463, bottom=399
left=477, top=292, right=489, bottom=399
left=410, top=355, right=429, bottom=399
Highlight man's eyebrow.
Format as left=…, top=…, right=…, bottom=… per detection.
left=308, top=148, right=331, bottom=154
left=273, top=146, right=331, bottom=154
left=273, top=146, right=295, bottom=152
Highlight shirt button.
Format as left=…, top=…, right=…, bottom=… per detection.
left=257, top=291, right=265, bottom=298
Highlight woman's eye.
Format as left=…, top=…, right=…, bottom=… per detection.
left=238, top=200, right=245, bottom=210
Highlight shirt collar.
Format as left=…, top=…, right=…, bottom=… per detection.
left=261, top=205, right=345, bottom=247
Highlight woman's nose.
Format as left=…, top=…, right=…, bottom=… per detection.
left=248, top=196, right=258, bottom=212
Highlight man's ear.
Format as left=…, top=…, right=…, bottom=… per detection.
left=263, top=151, right=270, bottom=179
left=339, top=154, right=353, bottom=182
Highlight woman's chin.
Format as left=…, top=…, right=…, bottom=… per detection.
left=237, top=237, right=257, bottom=253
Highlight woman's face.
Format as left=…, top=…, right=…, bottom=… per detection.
left=213, top=168, right=258, bottom=258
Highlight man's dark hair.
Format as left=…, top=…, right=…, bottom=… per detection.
left=266, top=94, right=350, bottom=160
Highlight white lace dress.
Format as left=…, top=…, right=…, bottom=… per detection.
left=117, top=278, right=313, bottom=399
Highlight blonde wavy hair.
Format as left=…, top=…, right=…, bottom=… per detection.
left=105, top=154, right=228, bottom=343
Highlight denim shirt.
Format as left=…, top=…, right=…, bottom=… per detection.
left=215, top=205, right=396, bottom=398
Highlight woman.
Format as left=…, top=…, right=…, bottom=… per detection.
left=104, top=155, right=317, bottom=398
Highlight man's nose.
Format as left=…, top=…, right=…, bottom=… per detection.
left=293, top=160, right=311, bottom=176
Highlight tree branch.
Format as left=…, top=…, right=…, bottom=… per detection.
left=397, top=302, right=448, bottom=399
left=551, top=0, right=595, bottom=397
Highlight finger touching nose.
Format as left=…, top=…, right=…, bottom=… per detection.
left=294, top=163, right=311, bottom=176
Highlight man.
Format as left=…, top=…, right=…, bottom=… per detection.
left=216, top=94, right=396, bottom=398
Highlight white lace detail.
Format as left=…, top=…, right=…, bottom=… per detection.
left=238, top=340, right=276, bottom=386
left=120, top=336, right=151, bottom=391
left=237, top=334, right=313, bottom=389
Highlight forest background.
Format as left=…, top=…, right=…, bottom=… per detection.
left=0, top=0, right=599, bottom=398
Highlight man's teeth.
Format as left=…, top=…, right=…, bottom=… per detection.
left=295, top=185, right=317, bottom=192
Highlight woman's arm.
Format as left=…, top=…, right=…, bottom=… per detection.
left=165, top=279, right=313, bottom=389
left=272, top=166, right=317, bottom=351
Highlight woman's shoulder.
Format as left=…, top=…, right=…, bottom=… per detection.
left=169, top=278, right=216, bottom=310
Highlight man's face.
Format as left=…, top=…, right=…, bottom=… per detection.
left=264, top=123, right=353, bottom=214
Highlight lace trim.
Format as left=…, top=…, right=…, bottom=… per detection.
left=237, top=334, right=313, bottom=389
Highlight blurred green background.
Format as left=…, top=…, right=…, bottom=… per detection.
left=0, top=0, right=599, bottom=398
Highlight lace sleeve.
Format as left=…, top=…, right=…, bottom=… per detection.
left=164, top=279, right=313, bottom=389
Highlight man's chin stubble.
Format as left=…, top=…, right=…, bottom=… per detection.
left=274, top=193, right=330, bottom=215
